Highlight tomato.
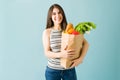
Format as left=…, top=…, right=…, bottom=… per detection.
left=72, top=30, right=80, bottom=35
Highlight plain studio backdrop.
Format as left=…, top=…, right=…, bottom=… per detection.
left=0, top=0, right=120, bottom=80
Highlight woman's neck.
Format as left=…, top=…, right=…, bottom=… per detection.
left=53, top=24, right=61, bottom=30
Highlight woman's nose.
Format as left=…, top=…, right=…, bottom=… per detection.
left=56, top=14, right=60, bottom=18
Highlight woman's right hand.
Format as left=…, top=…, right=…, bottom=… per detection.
left=60, top=49, right=76, bottom=59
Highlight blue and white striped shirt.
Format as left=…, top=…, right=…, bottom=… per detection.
left=47, top=29, right=65, bottom=70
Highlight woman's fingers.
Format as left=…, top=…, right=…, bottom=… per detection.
left=61, top=49, right=76, bottom=58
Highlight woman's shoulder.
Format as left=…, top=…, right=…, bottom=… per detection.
left=43, top=28, right=52, bottom=33
left=43, top=28, right=52, bottom=36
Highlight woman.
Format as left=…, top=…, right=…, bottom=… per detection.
left=42, top=4, right=89, bottom=80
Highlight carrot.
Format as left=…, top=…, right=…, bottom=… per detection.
left=65, top=23, right=74, bottom=33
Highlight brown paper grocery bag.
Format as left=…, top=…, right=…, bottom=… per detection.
left=60, top=33, right=84, bottom=68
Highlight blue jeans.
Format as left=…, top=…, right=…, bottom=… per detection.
left=45, top=66, right=77, bottom=80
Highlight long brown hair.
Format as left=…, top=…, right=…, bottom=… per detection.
left=46, top=4, right=67, bottom=31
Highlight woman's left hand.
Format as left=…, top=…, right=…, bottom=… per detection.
left=70, top=58, right=83, bottom=68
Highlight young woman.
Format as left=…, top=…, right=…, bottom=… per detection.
left=42, top=4, right=89, bottom=80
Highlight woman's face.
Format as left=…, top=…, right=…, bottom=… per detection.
left=51, top=7, right=63, bottom=25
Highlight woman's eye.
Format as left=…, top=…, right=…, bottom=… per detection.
left=52, top=12, right=56, bottom=15
left=58, top=12, right=61, bottom=14
left=52, top=12, right=61, bottom=15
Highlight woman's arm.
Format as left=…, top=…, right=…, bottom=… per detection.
left=42, top=29, right=61, bottom=58
left=79, top=38, right=89, bottom=61
left=70, top=38, right=89, bottom=67
left=42, top=29, right=75, bottom=59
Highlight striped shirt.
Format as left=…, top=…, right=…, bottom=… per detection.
left=47, top=29, right=65, bottom=70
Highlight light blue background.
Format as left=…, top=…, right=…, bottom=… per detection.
left=0, top=0, right=120, bottom=80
